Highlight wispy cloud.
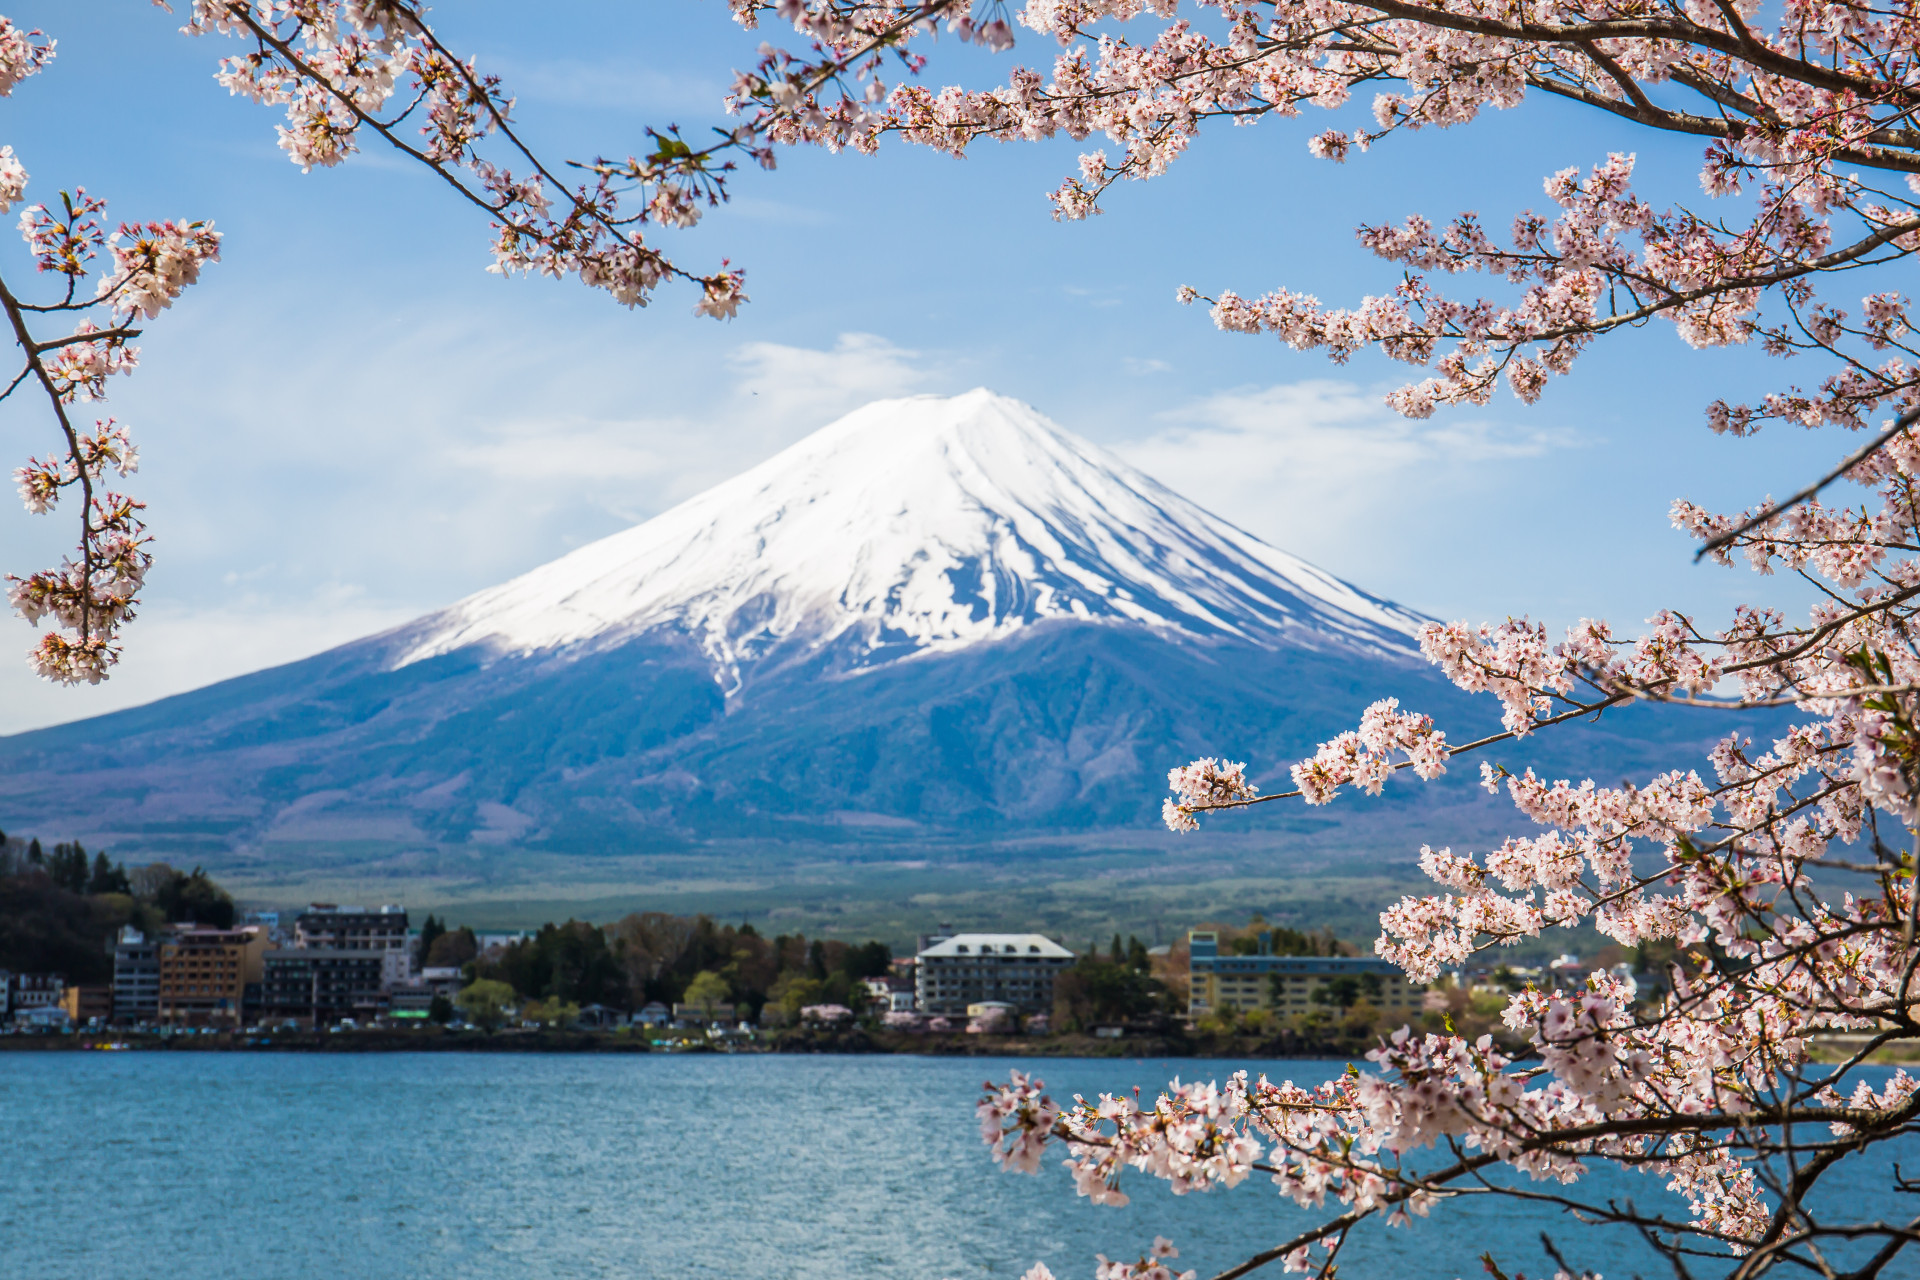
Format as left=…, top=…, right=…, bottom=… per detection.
left=449, top=332, right=934, bottom=510
left=1113, top=379, right=1582, bottom=599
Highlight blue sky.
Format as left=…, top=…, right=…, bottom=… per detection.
left=0, top=0, right=1843, bottom=732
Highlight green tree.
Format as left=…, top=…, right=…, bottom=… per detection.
left=425, top=926, right=478, bottom=968
left=46, top=842, right=88, bottom=894
left=86, top=852, right=130, bottom=896
left=522, top=996, right=580, bottom=1028
left=839, top=940, right=891, bottom=980
left=455, top=979, right=516, bottom=1032
left=683, top=970, right=731, bottom=1021
left=1055, top=956, right=1164, bottom=1030
left=768, top=971, right=824, bottom=1023
left=416, top=914, right=446, bottom=966
left=152, top=866, right=235, bottom=928
left=427, top=993, right=453, bottom=1024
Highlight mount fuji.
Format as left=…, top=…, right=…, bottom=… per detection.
left=0, top=390, right=1697, bottom=882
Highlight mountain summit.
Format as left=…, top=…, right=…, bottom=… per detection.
left=395, top=389, right=1423, bottom=689
left=0, top=390, right=1525, bottom=877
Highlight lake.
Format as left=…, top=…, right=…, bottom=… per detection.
left=3, top=1052, right=1912, bottom=1279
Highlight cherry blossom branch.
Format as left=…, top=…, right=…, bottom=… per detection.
left=1696, top=405, right=1920, bottom=561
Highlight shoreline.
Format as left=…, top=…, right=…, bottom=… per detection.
left=1, top=1026, right=1354, bottom=1058
left=8, top=1027, right=1914, bottom=1064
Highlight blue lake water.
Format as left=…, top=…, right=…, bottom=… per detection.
left=3, top=1052, right=1914, bottom=1279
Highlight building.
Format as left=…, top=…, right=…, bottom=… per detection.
left=113, top=926, right=161, bottom=1024
left=386, top=984, right=437, bottom=1019
left=15, top=1004, right=70, bottom=1030
left=294, top=905, right=412, bottom=985
left=1185, top=931, right=1425, bottom=1019
left=8, top=972, right=64, bottom=1017
left=864, top=976, right=915, bottom=1013
left=915, top=934, right=1074, bottom=1015
left=575, top=1004, right=624, bottom=1029
left=262, top=949, right=387, bottom=1026
left=61, top=985, right=111, bottom=1025
left=158, top=927, right=269, bottom=1026
left=672, top=1001, right=734, bottom=1027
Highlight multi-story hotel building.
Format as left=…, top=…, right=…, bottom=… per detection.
left=915, top=933, right=1074, bottom=1015
left=158, top=926, right=269, bottom=1026
left=293, top=905, right=412, bottom=981
left=262, top=949, right=387, bottom=1026
left=112, top=926, right=161, bottom=1024
left=1186, top=931, right=1425, bottom=1019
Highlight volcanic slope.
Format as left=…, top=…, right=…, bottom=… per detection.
left=0, top=390, right=1717, bottom=874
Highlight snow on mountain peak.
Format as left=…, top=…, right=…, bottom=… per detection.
left=394, top=389, right=1425, bottom=686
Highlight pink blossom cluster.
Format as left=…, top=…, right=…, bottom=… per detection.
left=0, top=15, right=50, bottom=97
left=97, top=219, right=222, bottom=320
left=1093, top=1238, right=1195, bottom=1280
left=1290, top=696, right=1449, bottom=805
left=978, top=1069, right=1062, bottom=1175
left=179, top=1, right=745, bottom=316
left=1160, top=756, right=1256, bottom=831
left=715, top=0, right=1920, bottom=441
left=0, top=124, right=174, bottom=683
left=799, top=1003, right=853, bottom=1023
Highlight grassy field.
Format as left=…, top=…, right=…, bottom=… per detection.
left=215, top=836, right=1589, bottom=962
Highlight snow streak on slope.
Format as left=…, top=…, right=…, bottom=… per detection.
left=396, top=390, right=1425, bottom=687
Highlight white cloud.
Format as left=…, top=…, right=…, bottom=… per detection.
left=447, top=331, right=934, bottom=512
left=1113, top=379, right=1581, bottom=605
left=728, top=332, right=932, bottom=431
left=0, top=595, right=417, bottom=736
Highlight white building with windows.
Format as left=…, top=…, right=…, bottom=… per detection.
left=914, top=934, right=1074, bottom=1015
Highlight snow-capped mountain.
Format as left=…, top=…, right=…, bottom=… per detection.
left=394, top=389, right=1423, bottom=688
left=4, top=388, right=1713, bottom=885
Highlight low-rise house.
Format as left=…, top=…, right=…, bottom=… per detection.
left=419, top=966, right=464, bottom=997
left=61, top=985, right=111, bottom=1025
left=1185, top=930, right=1426, bottom=1020
left=915, top=934, right=1075, bottom=1015
left=574, top=1004, right=625, bottom=1029
left=9, top=972, right=65, bottom=1017
left=634, top=1002, right=670, bottom=1028
left=386, top=984, right=438, bottom=1019
left=112, top=927, right=160, bottom=1024
left=864, top=976, right=916, bottom=1013
left=672, top=1001, right=733, bottom=1027
left=16, top=1003, right=70, bottom=1030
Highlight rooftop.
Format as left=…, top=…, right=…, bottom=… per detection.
left=918, top=933, right=1073, bottom=959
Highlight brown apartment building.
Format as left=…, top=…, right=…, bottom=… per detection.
left=158, top=926, right=269, bottom=1026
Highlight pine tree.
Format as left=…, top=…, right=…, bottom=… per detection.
left=416, top=914, right=446, bottom=965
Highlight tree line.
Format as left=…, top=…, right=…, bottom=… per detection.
left=417, top=912, right=896, bottom=1025
left=0, top=827, right=237, bottom=983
